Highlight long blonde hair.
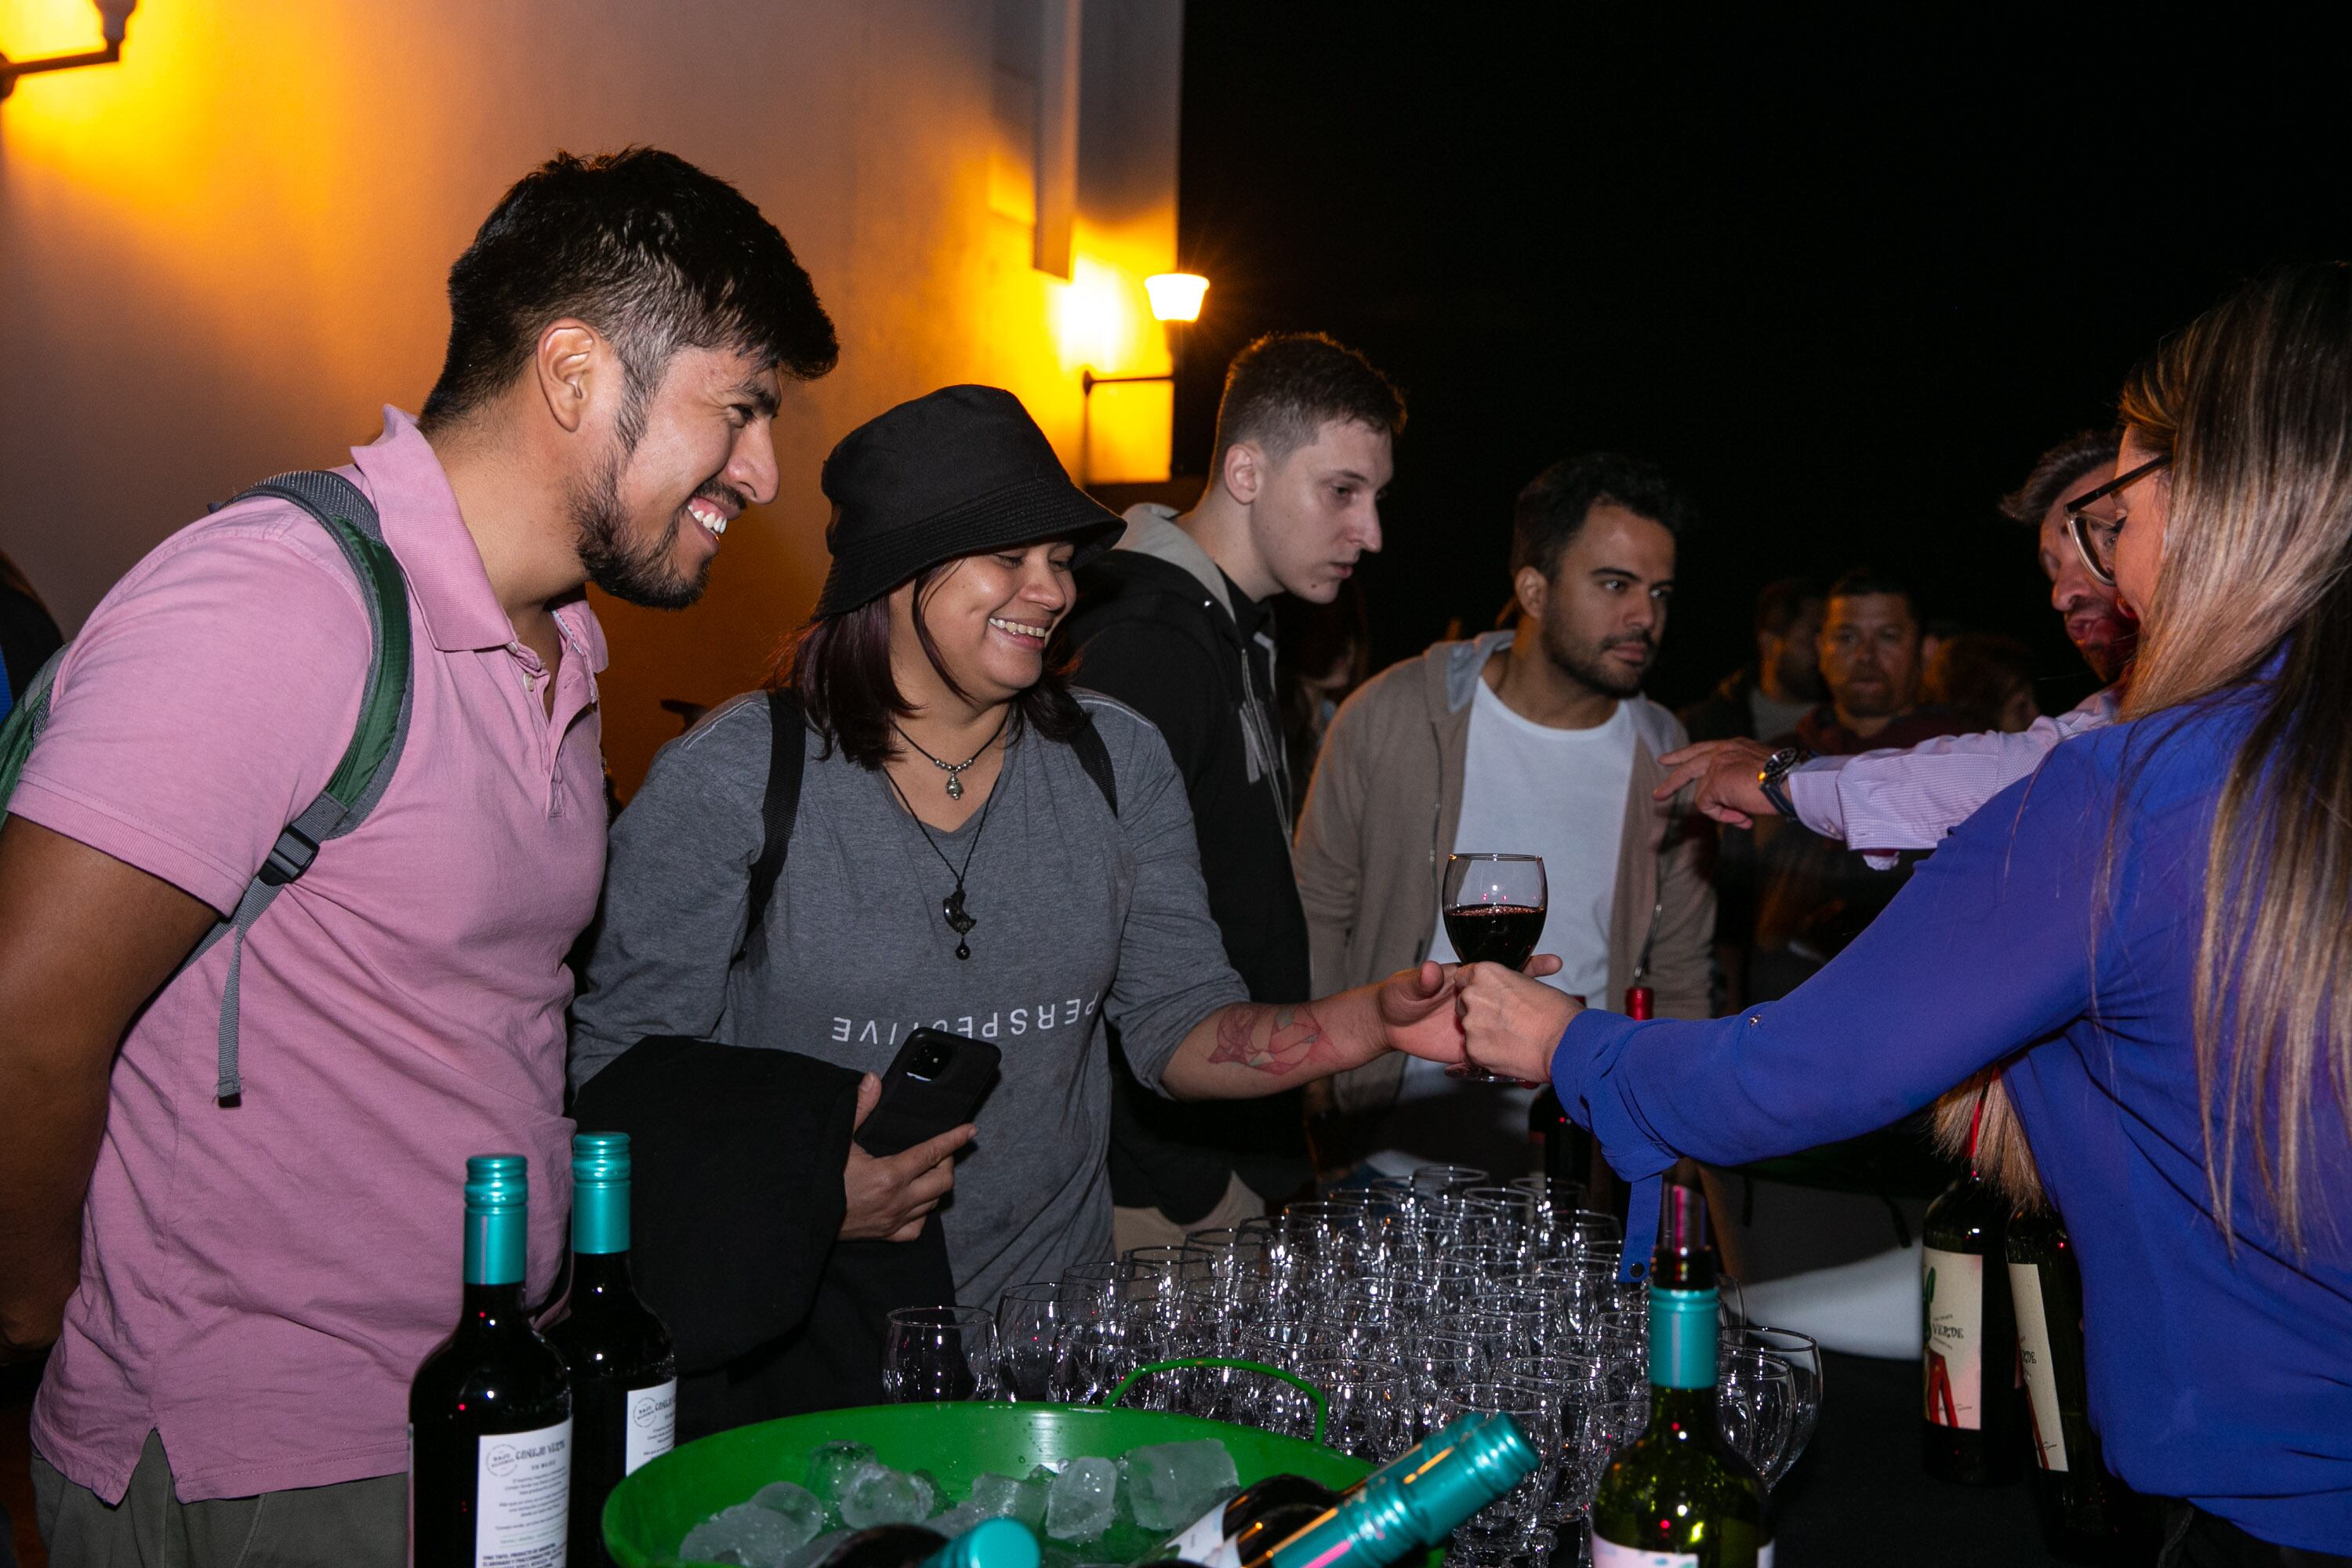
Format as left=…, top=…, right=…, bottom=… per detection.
left=1939, top=267, right=2352, bottom=1235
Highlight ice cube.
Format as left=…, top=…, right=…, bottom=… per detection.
left=805, top=1442, right=882, bottom=1510
left=1044, top=1456, right=1118, bottom=1542
left=840, top=1466, right=935, bottom=1528
left=749, top=1482, right=825, bottom=1547
left=1004, top=1472, right=1051, bottom=1528
left=1120, top=1439, right=1240, bottom=1532
left=965, top=1472, right=1025, bottom=1520
left=681, top=1501, right=804, bottom=1567
left=909, top=1471, right=945, bottom=1517
left=927, top=1500, right=992, bottom=1538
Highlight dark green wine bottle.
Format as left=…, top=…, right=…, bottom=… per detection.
left=2009, top=1205, right=2147, bottom=1555
left=1922, top=1111, right=2020, bottom=1485
left=547, top=1133, right=677, bottom=1567
left=409, top=1155, right=573, bottom=1568
left=1590, top=1181, right=1769, bottom=1566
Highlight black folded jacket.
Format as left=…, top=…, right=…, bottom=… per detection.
left=569, top=1036, right=957, bottom=1441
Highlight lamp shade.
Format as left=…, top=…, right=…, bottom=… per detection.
left=94, top=0, right=139, bottom=44
left=1144, top=272, right=1209, bottom=324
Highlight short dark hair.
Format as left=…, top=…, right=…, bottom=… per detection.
left=1510, top=452, right=1693, bottom=580
left=1210, top=332, right=1405, bottom=470
left=1825, top=565, right=1921, bottom=622
left=1754, top=576, right=1823, bottom=638
left=1924, top=632, right=2037, bottom=729
left=1998, top=430, right=2118, bottom=527
left=421, top=147, right=839, bottom=440
left=772, top=561, right=1083, bottom=771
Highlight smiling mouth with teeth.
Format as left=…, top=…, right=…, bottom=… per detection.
left=988, top=615, right=1052, bottom=641
left=687, top=498, right=731, bottom=538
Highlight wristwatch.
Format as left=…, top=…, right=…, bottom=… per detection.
left=1756, top=746, right=1813, bottom=818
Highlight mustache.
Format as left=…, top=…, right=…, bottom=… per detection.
left=1603, top=633, right=1654, bottom=654
left=691, top=478, right=750, bottom=514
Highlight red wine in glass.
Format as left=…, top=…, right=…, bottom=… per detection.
left=1441, top=853, right=1548, bottom=1081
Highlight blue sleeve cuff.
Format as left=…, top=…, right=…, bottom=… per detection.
left=1550, top=1009, right=1681, bottom=1280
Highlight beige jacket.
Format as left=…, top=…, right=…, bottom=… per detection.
left=1294, top=632, right=1715, bottom=1116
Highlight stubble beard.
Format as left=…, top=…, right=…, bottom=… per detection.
left=1541, top=614, right=1650, bottom=700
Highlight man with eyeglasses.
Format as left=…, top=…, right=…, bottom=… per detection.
left=1656, top=432, right=2143, bottom=859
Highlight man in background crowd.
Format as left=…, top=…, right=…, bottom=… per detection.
left=1294, top=452, right=1712, bottom=1176
left=1065, top=332, right=1404, bottom=1247
left=0, top=149, right=836, bottom=1566
left=1744, top=567, right=1965, bottom=1001
left=1681, top=576, right=1824, bottom=743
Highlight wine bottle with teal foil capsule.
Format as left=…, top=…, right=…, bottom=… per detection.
left=1589, top=1180, right=1769, bottom=1567
left=410, top=1154, right=574, bottom=1568
left=1139, top=1413, right=1541, bottom=1568
left=547, top=1133, right=677, bottom=1566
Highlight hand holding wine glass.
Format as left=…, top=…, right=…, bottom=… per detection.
left=1441, top=854, right=1548, bottom=1081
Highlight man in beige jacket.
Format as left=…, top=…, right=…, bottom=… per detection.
left=1294, top=453, right=1714, bottom=1179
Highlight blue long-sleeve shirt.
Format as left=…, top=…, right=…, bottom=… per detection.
left=1552, top=684, right=2352, bottom=1552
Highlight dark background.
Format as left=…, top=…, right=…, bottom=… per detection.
left=1171, top=5, right=2350, bottom=717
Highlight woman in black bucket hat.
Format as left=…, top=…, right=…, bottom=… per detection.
left=564, top=386, right=1479, bottom=1424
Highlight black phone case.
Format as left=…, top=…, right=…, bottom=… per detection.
left=853, top=1029, right=1002, bottom=1156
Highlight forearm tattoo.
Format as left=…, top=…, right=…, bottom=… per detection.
left=1207, top=1002, right=1331, bottom=1076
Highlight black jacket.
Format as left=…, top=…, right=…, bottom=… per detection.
left=1065, top=533, right=1312, bottom=1218
left=570, top=1037, right=955, bottom=1440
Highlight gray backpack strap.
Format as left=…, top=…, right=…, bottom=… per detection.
left=191, top=470, right=414, bottom=1102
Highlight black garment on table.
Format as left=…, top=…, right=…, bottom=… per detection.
left=568, top=1036, right=956, bottom=1442
left=2158, top=1503, right=2352, bottom=1568
left=1066, top=549, right=1311, bottom=1221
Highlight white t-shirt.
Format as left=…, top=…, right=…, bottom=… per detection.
left=1368, top=680, right=1638, bottom=1176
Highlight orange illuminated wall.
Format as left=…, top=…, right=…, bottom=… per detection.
left=0, top=0, right=1184, bottom=794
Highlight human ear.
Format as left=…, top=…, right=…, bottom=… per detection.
left=533, top=320, right=603, bottom=435
left=1222, top=441, right=1262, bottom=506
left=1513, top=565, right=1548, bottom=622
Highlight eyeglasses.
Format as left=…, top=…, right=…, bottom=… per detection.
left=2064, top=454, right=2169, bottom=586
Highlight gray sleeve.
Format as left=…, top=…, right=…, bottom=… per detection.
left=568, top=702, right=770, bottom=1091
left=1083, top=697, right=1251, bottom=1093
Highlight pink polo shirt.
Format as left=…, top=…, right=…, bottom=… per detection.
left=15, top=408, right=608, bottom=1503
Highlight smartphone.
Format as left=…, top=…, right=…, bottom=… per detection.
left=853, top=1027, right=1001, bottom=1156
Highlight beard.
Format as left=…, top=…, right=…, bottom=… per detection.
left=1541, top=615, right=1653, bottom=699
left=569, top=446, right=710, bottom=611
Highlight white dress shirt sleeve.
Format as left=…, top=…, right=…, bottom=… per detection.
left=1782, top=687, right=2121, bottom=868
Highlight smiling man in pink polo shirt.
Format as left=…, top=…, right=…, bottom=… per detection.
left=0, top=148, right=836, bottom=1566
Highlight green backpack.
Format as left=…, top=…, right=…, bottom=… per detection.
left=0, top=470, right=413, bottom=1102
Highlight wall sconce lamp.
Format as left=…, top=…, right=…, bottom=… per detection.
left=1079, top=272, right=1209, bottom=485
left=1, top=0, right=137, bottom=103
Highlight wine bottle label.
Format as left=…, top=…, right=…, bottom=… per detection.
left=623, top=1377, right=677, bottom=1475
left=1163, top=1508, right=1244, bottom=1568
left=473, top=1417, right=571, bottom=1567
left=1922, top=1246, right=1984, bottom=1430
left=2008, top=1261, right=2070, bottom=1472
left=1591, top=1538, right=1771, bottom=1566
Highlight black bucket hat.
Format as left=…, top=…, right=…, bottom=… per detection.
left=813, top=385, right=1125, bottom=615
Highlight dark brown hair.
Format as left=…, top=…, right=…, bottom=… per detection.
left=771, top=558, right=1084, bottom=769
left=1210, top=332, right=1406, bottom=470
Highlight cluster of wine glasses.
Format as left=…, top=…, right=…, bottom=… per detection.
left=880, top=1167, right=1821, bottom=1567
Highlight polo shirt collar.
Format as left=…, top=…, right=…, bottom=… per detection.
left=347, top=407, right=608, bottom=673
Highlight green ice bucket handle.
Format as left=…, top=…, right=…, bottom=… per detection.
left=1105, top=1357, right=1329, bottom=1448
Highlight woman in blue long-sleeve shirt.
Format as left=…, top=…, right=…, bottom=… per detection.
left=1458, top=265, right=2352, bottom=1563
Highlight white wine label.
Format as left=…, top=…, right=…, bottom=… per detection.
left=1923, top=1247, right=1985, bottom=1430
left=474, top=1417, right=571, bottom=1568
left=1163, top=1506, right=1240, bottom=1568
left=2009, top=1261, right=2070, bottom=1472
left=623, top=1379, right=677, bottom=1475
left=1591, top=1541, right=1697, bottom=1566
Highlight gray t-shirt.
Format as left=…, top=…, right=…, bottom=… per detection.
left=569, top=691, right=1250, bottom=1311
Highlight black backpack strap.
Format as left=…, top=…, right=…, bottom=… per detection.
left=741, top=688, right=806, bottom=956
left=1069, top=708, right=1119, bottom=817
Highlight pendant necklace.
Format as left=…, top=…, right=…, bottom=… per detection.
left=884, top=758, right=1001, bottom=960
left=894, top=712, right=1010, bottom=800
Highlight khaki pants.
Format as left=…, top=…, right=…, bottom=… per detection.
left=1112, top=1171, right=1267, bottom=1254
left=32, top=1430, right=404, bottom=1568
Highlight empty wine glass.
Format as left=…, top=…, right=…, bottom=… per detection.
left=881, top=1306, right=996, bottom=1403
left=1301, top=1356, right=1410, bottom=1462
left=1441, top=855, right=1548, bottom=1082
left=993, top=1282, right=1064, bottom=1401
left=1737, top=1324, right=1823, bottom=1488
left=1716, top=1346, right=1795, bottom=1486
left=1437, top=1379, right=1561, bottom=1566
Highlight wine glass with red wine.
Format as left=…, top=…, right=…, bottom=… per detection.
left=1442, top=853, right=1548, bottom=1081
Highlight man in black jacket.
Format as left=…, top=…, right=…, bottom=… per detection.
left=1067, top=332, right=1404, bottom=1244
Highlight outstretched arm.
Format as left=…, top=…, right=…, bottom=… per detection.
left=1160, top=962, right=1465, bottom=1099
